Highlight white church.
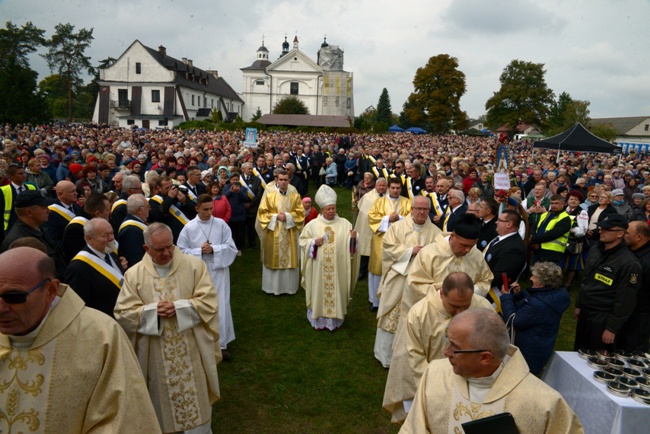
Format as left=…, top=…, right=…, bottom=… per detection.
left=240, top=36, right=354, bottom=121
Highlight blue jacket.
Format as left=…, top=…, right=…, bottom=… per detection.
left=501, top=286, right=570, bottom=375
left=223, top=184, right=250, bottom=222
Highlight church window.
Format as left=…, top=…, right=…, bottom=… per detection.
left=151, top=90, right=160, bottom=103
left=135, top=63, right=141, bottom=74
left=191, top=95, right=195, bottom=106
left=335, top=96, right=340, bottom=107
left=323, top=96, right=328, bottom=106
left=256, top=80, right=265, bottom=85
left=290, top=82, right=299, bottom=95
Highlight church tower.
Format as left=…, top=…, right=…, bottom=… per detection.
left=280, top=36, right=289, bottom=57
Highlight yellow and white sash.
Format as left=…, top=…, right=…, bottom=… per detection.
left=72, top=250, right=123, bottom=289
left=67, top=216, right=88, bottom=228
left=442, top=206, right=452, bottom=232
left=405, top=176, right=414, bottom=200
left=111, top=198, right=127, bottom=213
left=48, top=203, right=76, bottom=222
left=239, top=178, right=255, bottom=200
left=150, top=195, right=163, bottom=205
left=422, top=191, right=443, bottom=216
left=119, top=219, right=147, bottom=234
left=169, top=204, right=189, bottom=225
left=252, top=167, right=267, bottom=189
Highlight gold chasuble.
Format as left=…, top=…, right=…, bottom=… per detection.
left=115, top=248, right=221, bottom=433
left=399, top=346, right=584, bottom=434
left=0, top=285, right=160, bottom=434
left=300, top=215, right=359, bottom=322
left=258, top=189, right=305, bottom=269
left=367, top=196, right=411, bottom=275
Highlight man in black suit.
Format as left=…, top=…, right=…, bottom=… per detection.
left=183, top=166, right=207, bottom=200
left=406, top=162, right=427, bottom=199
left=484, top=210, right=527, bottom=291
left=43, top=180, right=81, bottom=245
left=117, top=194, right=149, bottom=269
left=59, top=193, right=111, bottom=266
left=442, top=189, right=467, bottom=233
left=65, top=218, right=126, bottom=317
left=477, top=197, right=499, bottom=251
left=241, top=162, right=263, bottom=248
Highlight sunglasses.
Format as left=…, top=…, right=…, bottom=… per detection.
left=1, top=278, right=50, bottom=304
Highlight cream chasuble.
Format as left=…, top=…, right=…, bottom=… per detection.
left=115, top=249, right=221, bottom=434
left=399, top=346, right=584, bottom=434
left=383, top=238, right=493, bottom=423
left=374, top=216, right=443, bottom=368
left=377, top=216, right=443, bottom=333
left=300, top=215, right=359, bottom=323
left=353, top=189, right=380, bottom=257
left=367, top=196, right=412, bottom=275
left=405, top=291, right=492, bottom=403
left=0, top=285, right=161, bottom=434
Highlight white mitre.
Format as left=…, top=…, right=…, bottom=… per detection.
left=315, top=184, right=337, bottom=208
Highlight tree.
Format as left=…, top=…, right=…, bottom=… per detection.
left=402, top=54, right=468, bottom=133
left=42, top=23, right=94, bottom=122
left=376, top=88, right=392, bottom=125
left=590, top=123, right=618, bottom=142
left=38, top=74, right=68, bottom=118
left=545, top=92, right=591, bottom=136
left=0, top=56, right=49, bottom=123
left=485, top=60, right=554, bottom=135
left=251, top=108, right=263, bottom=121
left=0, top=21, right=46, bottom=68
left=272, top=95, right=309, bottom=115
left=0, top=21, right=49, bottom=123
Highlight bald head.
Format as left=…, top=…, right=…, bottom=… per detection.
left=56, top=180, right=77, bottom=205
left=625, top=221, right=650, bottom=250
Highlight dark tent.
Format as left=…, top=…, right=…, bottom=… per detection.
left=406, top=127, right=427, bottom=134
left=388, top=124, right=404, bottom=132
left=533, top=122, right=621, bottom=154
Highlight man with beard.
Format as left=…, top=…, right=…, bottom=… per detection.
left=64, top=218, right=127, bottom=317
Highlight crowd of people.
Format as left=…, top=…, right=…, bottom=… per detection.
left=2, top=121, right=650, bottom=432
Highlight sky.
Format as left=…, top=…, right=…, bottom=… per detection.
left=3, top=0, right=650, bottom=120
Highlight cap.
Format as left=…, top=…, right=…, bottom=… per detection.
left=314, top=184, right=337, bottom=208
left=453, top=214, right=481, bottom=239
left=15, top=190, right=48, bottom=208
left=611, top=189, right=624, bottom=196
left=63, top=155, right=74, bottom=163
left=632, top=193, right=645, bottom=200
left=596, top=214, right=628, bottom=230
left=69, top=163, right=83, bottom=176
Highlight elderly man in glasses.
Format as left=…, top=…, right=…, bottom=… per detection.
left=0, top=247, right=160, bottom=433
left=400, top=308, right=583, bottom=433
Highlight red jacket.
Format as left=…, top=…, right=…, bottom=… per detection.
left=212, top=196, right=231, bottom=223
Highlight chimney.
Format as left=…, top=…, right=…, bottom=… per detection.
left=187, top=59, right=193, bottom=67
left=158, top=45, right=166, bottom=57
left=182, top=57, right=188, bottom=64
left=207, top=69, right=219, bottom=78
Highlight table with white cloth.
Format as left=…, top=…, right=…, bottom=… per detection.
left=542, top=351, right=650, bottom=434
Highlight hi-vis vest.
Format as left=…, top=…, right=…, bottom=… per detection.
left=536, top=211, right=570, bottom=253
left=1, top=184, right=37, bottom=230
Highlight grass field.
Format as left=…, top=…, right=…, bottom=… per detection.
left=212, top=186, right=578, bottom=433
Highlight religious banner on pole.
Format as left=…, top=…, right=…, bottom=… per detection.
left=244, top=127, right=258, bottom=148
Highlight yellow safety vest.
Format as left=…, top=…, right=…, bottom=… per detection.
left=1, top=184, right=37, bottom=230
left=536, top=211, right=570, bottom=253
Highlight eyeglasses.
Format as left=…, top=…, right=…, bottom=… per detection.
left=497, top=219, right=509, bottom=223
left=1, top=278, right=51, bottom=304
left=412, top=207, right=429, bottom=212
left=444, top=332, right=487, bottom=356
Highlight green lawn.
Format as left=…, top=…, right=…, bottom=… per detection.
left=212, top=186, right=577, bottom=433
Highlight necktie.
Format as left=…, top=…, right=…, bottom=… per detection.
left=104, top=254, right=112, bottom=266
left=19, top=186, right=25, bottom=193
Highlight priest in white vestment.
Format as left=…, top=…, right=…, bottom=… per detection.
left=383, top=214, right=493, bottom=423
left=115, top=223, right=221, bottom=434
left=353, top=178, right=386, bottom=280
left=178, top=194, right=238, bottom=356
left=257, top=170, right=305, bottom=295
left=400, top=308, right=583, bottom=434
left=300, top=184, right=359, bottom=330
left=374, top=195, right=443, bottom=368
left=367, top=177, right=412, bottom=311
left=0, top=247, right=161, bottom=434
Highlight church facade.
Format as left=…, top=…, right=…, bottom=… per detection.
left=240, top=36, right=354, bottom=121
